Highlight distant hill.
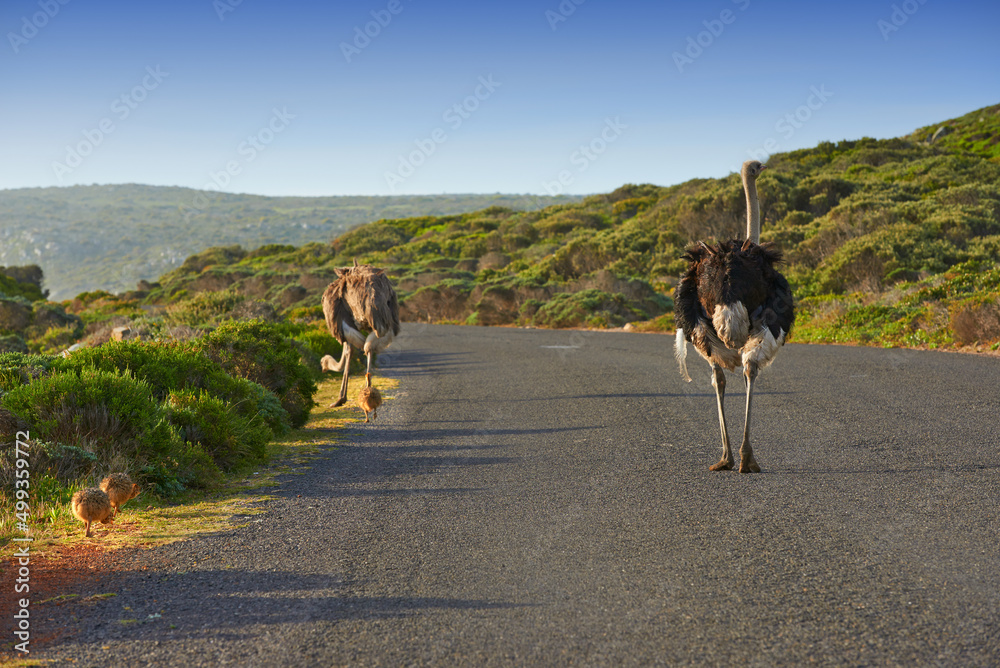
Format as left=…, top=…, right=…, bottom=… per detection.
left=126, top=103, right=1000, bottom=351
left=0, top=185, right=581, bottom=299
left=3, top=103, right=999, bottom=355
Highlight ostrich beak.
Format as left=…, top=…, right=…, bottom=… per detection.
left=759, top=164, right=767, bottom=171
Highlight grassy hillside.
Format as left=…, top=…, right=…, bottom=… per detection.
left=0, top=185, right=580, bottom=299
left=3, top=103, right=999, bottom=355
left=907, top=103, right=1000, bottom=160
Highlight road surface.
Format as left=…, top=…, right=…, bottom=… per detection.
left=38, top=324, right=1000, bottom=665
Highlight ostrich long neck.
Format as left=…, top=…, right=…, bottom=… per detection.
left=744, top=174, right=761, bottom=244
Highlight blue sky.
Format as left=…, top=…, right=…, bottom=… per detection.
left=2, top=0, right=998, bottom=197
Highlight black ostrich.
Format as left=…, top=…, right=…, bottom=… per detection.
left=673, top=160, right=794, bottom=473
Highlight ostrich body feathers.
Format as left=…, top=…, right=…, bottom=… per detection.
left=71, top=487, right=114, bottom=537
left=100, top=473, right=140, bottom=516
left=358, top=385, right=383, bottom=422
left=322, top=264, right=400, bottom=351
left=674, top=239, right=794, bottom=373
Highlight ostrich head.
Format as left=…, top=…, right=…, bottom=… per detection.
left=740, top=160, right=767, bottom=244
left=741, top=160, right=767, bottom=181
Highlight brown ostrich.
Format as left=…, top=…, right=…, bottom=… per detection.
left=71, top=488, right=114, bottom=537
left=100, top=473, right=141, bottom=517
left=357, top=373, right=383, bottom=423
left=322, top=261, right=401, bottom=407
left=673, top=160, right=795, bottom=473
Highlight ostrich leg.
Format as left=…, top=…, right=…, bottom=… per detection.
left=332, top=346, right=352, bottom=407
left=739, top=363, right=762, bottom=473
left=709, top=364, right=735, bottom=471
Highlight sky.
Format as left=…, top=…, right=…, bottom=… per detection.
left=2, top=0, right=998, bottom=197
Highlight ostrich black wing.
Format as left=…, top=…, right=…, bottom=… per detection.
left=748, top=244, right=795, bottom=339
left=761, top=270, right=795, bottom=339
left=674, top=247, right=709, bottom=339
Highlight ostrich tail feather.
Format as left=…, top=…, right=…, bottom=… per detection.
left=675, top=328, right=692, bottom=382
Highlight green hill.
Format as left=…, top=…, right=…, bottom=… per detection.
left=907, top=103, right=1000, bottom=160
left=4, top=103, right=999, bottom=354
left=0, top=186, right=580, bottom=299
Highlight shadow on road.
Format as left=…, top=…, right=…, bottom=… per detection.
left=374, top=425, right=599, bottom=443
left=383, top=350, right=476, bottom=376
left=47, top=569, right=529, bottom=649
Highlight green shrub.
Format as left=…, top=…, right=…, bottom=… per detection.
left=292, top=323, right=343, bottom=361
left=166, top=288, right=246, bottom=326
left=333, top=222, right=411, bottom=257
left=31, top=325, right=79, bottom=354
left=0, top=368, right=194, bottom=491
left=238, top=380, right=291, bottom=438
left=165, top=390, right=270, bottom=471
left=0, top=439, right=97, bottom=490
left=532, top=290, right=631, bottom=328
left=0, top=334, right=29, bottom=354
left=53, top=340, right=291, bottom=438
left=0, top=272, right=45, bottom=302
left=193, top=319, right=317, bottom=428
left=34, top=441, right=99, bottom=481
left=0, top=352, right=55, bottom=392
left=142, top=442, right=222, bottom=495
left=176, top=245, right=247, bottom=274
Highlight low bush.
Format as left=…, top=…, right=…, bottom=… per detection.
left=0, top=439, right=97, bottom=490
left=333, top=222, right=411, bottom=257
left=165, top=288, right=246, bottom=326
left=0, top=332, right=309, bottom=494
left=949, top=296, right=1000, bottom=345
left=532, top=289, right=632, bottom=328
left=165, top=390, right=271, bottom=472
left=0, top=334, right=28, bottom=354
left=0, top=272, right=46, bottom=302
left=290, top=323, right=343, bottom=361
left=0, top=352, right=54, bottom=392
left=53, top=340, right=292, bottom=438
left=193, top=319, right=317, bottom=428
left=0, top=368, right=190, bottom=488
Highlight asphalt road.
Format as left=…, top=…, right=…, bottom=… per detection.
left=40, top=324, right=1000, bottom=666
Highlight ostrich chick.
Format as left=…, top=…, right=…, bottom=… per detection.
left=358, top=373, right=383, bottom=423
left=100, top=473, right=141, bottom=517
left=71, top=488, right=114, bottom=538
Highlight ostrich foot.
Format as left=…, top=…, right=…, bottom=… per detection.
left=331, top=397, right=347, bottom=408
left=709, top=459, right=734, bottom=471
left=739, top=455, right=761, bottom=473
